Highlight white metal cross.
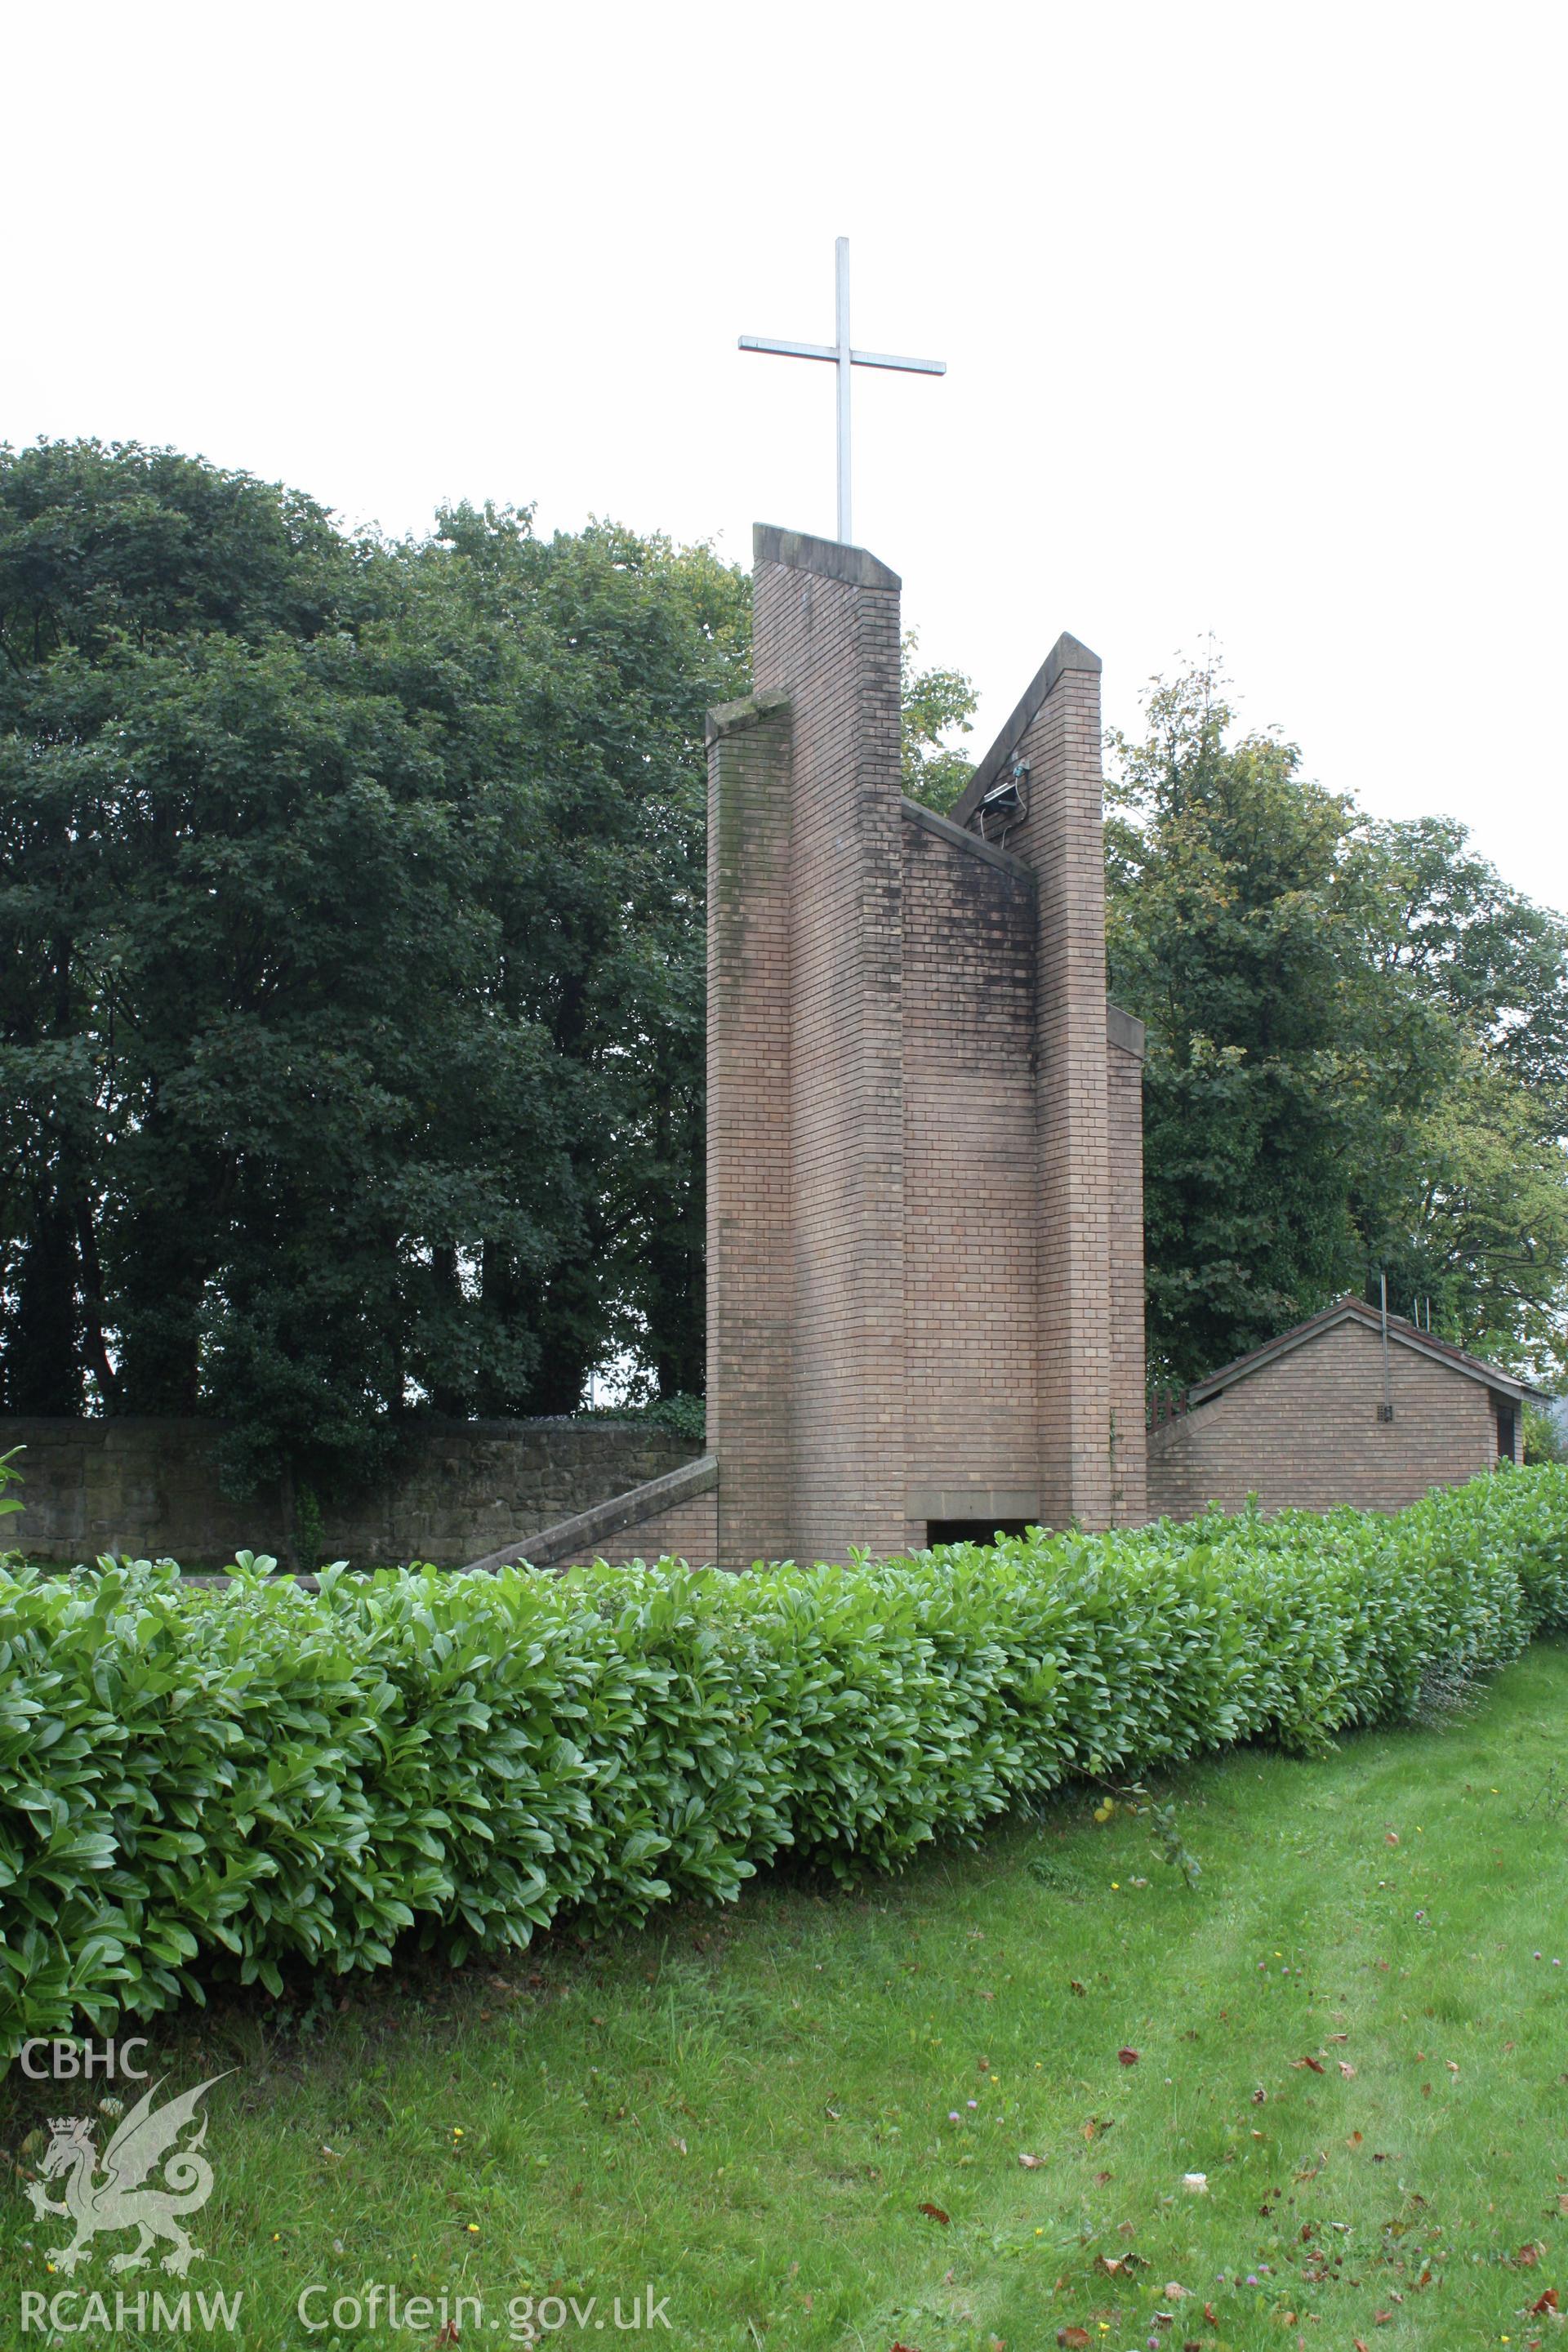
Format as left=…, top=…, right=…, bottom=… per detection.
left=739, top=237, right=946, bottom=546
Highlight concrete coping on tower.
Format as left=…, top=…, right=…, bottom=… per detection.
left=948, top=632, right=1103, bottom=831
left=1107, top=1002, right=1147, bottom=1059
left=706, top=685, right=791, bottom=746
left=900, top=794, right=1035, bottom=884
left=753, top=522, right=901, bottom=591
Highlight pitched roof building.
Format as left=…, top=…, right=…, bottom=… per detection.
left=1146, top=1294, right=1547, bottom=1521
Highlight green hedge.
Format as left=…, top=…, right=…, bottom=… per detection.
left=3, top=1466, right=1567, bottom=2051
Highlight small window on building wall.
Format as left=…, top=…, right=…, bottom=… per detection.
left=1494, top=1398, right=1517, bottom=1463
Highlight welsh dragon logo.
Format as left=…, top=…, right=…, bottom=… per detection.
left=25, top=2074, right=229, bottom=2276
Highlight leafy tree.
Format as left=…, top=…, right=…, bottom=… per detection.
left=900, top=630, right=976, bottom=815
left=1107, top=654, right=1568, bottom=1385
left=0, top=442, right=748, bottom=1514
left=1358, top=813, right=1568, bottom=1116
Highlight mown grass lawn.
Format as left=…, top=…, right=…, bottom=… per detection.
left=5, top=1644, right=1567, bottom=2352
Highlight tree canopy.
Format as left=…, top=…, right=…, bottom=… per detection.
left=899, top=630, right=976, bottom=815
left=0, top=439, right=748, bottom=1503
left=1106, top=657, right=1568, bottom=1387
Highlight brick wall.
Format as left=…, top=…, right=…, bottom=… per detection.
left=749, top=528, right=909, bottom=1566
left=1145, top=1319, right=1506, bottom=1518
left=900, top=804, right=1040, bottom=1543
left=1106, top=1013, right=1149, bottom=1526
left=951, top=636, right=1126, bottom=1530
left=706, top=687, right=794, bottom=1571
left=0, top=1417, right=693, bottom=1567
left=1020, top=649, right=1116, bottom=1528
left=707, top=532, right=1147, bottom=1565
left=548, top=1486, right=719, bottom=1570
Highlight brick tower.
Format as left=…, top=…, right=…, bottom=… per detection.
left=705, top=524, right=1147, bottom=1569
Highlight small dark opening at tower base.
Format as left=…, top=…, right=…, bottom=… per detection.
left=925, top=1519, right=1035, bottom=1550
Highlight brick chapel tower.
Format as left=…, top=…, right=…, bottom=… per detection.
left=702, top=526, right=1147, bottom=1570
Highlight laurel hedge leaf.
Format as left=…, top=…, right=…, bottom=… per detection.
left=2, top=1465, right=1565, bottom=2051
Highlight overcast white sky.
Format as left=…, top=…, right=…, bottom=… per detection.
left=8, top=0, right=1566, bottom=909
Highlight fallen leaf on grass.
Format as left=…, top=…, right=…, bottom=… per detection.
left=1291, top=2056, right=1326, bottom=2074
left=1094, top=2169, right=1113, bottom=2185
left=917, top=2202, right=950, bottom=2225
left=1162, top=2282, right=1189, bottom=2298
left=1070, top=1980, right=1087, bottom=1996
left=1354, top=2339, right=1370, bottom=2351
left=1530, top=2287, right=1560, bottom=2314
left=1339, top=2061, right=1357, bottom=2079
left=1018, top=2152, right=1045, bottom=2169
left=1203, top=2305, right=1218, bottom=2326
left=1057, top=2332, right=1092, bottom=2350
left=1117, top=2046, right=1139, bottom=2066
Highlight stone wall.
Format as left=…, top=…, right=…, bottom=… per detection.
left=0, top=1418, right=694, bottom=1568
left=1145, top=1318, right=1508, bottom=1519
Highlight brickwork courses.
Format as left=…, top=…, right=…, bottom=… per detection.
left=1106, top=1011, right=1150, bottom=1526
left=547, top=1488, right=719, bottom=1571
left=706, top=526, right=1148, bottom=1566
left=1146, top=1307, right=1534, bottom=1519
left=706, top=688, right=795, bottom=1571
left=900, top=808, right=1040, bottom=1544
left=751, top=532, right=909, bottom=1567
